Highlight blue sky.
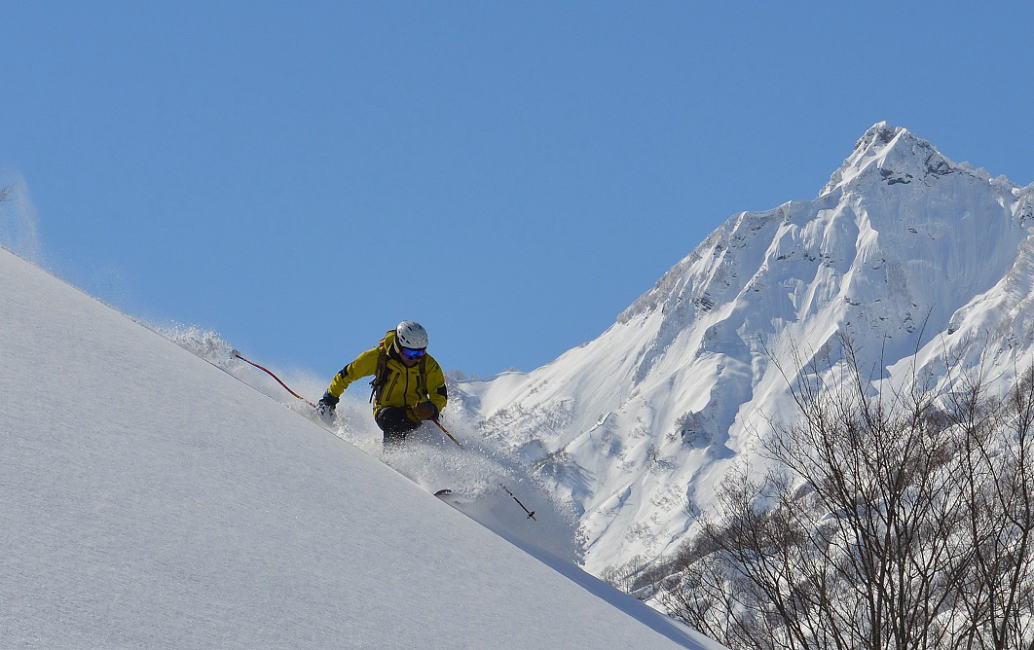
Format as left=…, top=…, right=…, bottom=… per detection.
left=3, top=2, right=1033, bottom=381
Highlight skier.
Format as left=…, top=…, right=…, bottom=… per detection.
left=316, top=321, right=448, bottom=447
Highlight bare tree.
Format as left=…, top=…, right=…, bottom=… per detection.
left=661, top=339, right=1034, bottom=650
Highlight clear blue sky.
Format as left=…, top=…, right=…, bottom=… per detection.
left=3, top=2, right=1033, bottom=380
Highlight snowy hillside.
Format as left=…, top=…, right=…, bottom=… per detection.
left=456, top=122, right=1034, bottom=578
left=0, top=248, right=721, bottom=649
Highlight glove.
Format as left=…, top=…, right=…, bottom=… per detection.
left=316, top=392, right=339, bottom=424
left=411, top=401, right=438, bottom=421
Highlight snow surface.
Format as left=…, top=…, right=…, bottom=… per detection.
left=454, top=122, right=1034, bottom=581
left=0, top=248, right=720, bottom=649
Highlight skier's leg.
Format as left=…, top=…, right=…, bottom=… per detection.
left=375, top=407, right=420, bottom=448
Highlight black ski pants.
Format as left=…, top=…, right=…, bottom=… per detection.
left=375, top=406, right=421, bottom=447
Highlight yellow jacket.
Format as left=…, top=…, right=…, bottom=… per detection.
left=326, top=331, right=448, bottom=421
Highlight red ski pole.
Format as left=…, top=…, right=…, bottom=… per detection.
left=431, top=417, right=463, bottom=447
left=232, top=350, right=315, bottom=408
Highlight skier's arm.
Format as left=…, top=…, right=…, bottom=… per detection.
left=326, top=347, right=380, bottom=399
left=425, top=357, right=448, bottom=416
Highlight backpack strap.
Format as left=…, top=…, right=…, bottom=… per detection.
left=368, top=331, right=394, bottom=404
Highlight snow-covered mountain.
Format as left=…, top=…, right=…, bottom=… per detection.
left=0, top=247, right=722, bottom=649
left=456, top=122, right=1034, bottom=578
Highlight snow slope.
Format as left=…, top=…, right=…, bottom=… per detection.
left=457, top=122, right=1034, bottom=577
left=0, top=248, right=720, bottom=649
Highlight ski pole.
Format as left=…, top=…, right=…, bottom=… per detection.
left=431, top=417, right=463, bottom=447
left=429, top=420, right=535, bottom=522
left=232, top=350, right=316, bottom=407
left=500, top=484, right=536, bottom=520
left=429, top=420, right=534, bottom=521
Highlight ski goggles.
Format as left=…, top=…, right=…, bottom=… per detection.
left=400, top=346, right=426, bottom=360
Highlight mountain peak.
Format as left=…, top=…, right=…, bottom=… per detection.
left=821, top=122, right=958, bottom=195
left=856, top=120, right=907, bottom=150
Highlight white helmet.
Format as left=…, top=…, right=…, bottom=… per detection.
left=395, top=320, right=428, bottom=349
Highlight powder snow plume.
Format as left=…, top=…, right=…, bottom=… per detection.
left=0, top=173, right=43, bottom=263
